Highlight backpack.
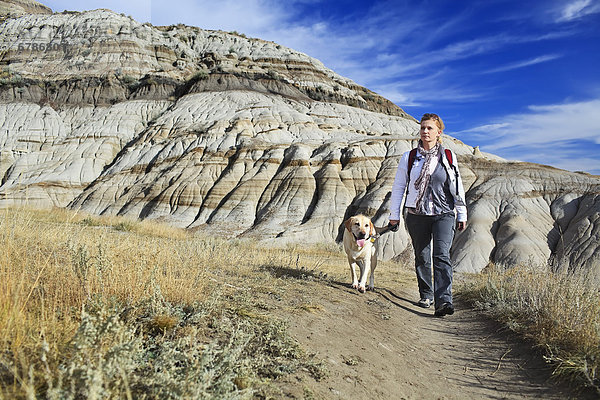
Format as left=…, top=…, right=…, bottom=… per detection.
left=407, top=148, right=458, bottom=191
left=407, top=147, right=453, bottom=177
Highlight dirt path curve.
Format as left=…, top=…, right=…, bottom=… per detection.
left=278, top=276, right=591, bottom=400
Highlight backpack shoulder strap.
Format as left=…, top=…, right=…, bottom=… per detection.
left=444, top=148, right=460, bottom=193
left=408, top=147, right=454, bottom=180
left=407, top=148, right=418, bottom=176
left=444, top=148, right=453, bottom=166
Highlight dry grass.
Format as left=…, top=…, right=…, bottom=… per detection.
left=7, top=206, right=596, bottom=396
left=0, top=207, right=345, bottom=399
left=459, top=263, right=600, bottom=394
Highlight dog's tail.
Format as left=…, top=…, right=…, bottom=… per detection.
left=374, top=222, right=399, bottom=236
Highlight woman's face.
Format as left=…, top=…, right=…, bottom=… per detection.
left=420, top=119, right=441, bottom=148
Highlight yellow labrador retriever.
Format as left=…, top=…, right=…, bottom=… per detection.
left=343, top=214, right=377, bottom=293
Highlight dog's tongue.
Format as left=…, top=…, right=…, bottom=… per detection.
left=357, top=239, right=366, bottom=248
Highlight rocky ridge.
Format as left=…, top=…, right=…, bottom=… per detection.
left=0, top=0, right=50, bottom=20
left=1, top=5, right=599, bottom=276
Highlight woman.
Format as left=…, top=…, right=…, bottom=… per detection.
left=388, top=113, right=467, bottom=317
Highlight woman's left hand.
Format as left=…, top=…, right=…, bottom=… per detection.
left=457, top=221, right=466, bottom=231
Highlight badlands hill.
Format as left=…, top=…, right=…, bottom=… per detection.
left=1, top=2, right=599, bottom=276
left=0, top=0, right=50, bottom=18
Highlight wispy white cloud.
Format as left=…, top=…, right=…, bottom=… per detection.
left=468, top=99, right=600, bottom=149
left=482, top=54, right=563, bottom=74
left=556, top=0, right=600, bottom=22
left=546, top=156, right=600, bottom=174
left=149, top=0, right=286, bottom=32
left=453, top=99, right=600, bottom=173
left=373, top=78, right=487, bottom=108
left=370, top=85, right=422, bottom=107
left=454, top=123, right=511, bottom=135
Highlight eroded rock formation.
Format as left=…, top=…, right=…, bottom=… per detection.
left=0, top=0, right=51, bottom=19
left=1, top=6, right=599, bottom=277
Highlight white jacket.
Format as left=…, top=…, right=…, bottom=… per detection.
left=389, top=148, right=467, bottom=222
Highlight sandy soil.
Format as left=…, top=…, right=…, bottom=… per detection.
left=272, top=271, right=596, bottom=400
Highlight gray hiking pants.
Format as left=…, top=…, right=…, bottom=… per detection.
left=405, top=212, right=456, bottom=306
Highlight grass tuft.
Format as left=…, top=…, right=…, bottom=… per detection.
left=459, top=263, right=600, bottom=394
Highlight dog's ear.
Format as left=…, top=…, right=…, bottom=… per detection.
left=344, top=217, right=353, bottom=232
left=369, top=220, right=376, bottom=237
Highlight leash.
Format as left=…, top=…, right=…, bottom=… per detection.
left=374, top=222, right=399, bottom=237
left=352, top=223, right=399, bottom=246
left=375, top=222, right=400, bottom=237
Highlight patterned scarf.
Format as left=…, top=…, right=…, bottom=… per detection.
left=414, top=140, right=441, bottom=213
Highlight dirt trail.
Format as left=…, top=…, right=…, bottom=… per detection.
left=275, top=275, right=593, bottom=400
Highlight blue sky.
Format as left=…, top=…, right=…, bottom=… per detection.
left=43, top=0, right=600, bottom=175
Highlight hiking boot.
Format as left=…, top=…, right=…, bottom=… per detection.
left=417, top=298, right=434, bottom=308
left=434, top=302, right=454, bottom=317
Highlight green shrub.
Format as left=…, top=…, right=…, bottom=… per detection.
left=7, top=293, right=326, bottom=399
